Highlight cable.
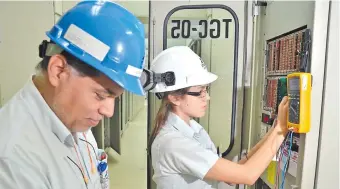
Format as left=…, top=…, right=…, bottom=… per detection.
left=275, top=137, right=285, bottom=189
left=79, top=138, right=99, bottom=161
left=275, top=130, right=293, bottom=189
left=280, top=131, right=293, bottom=189
left=280, top=133, right=289, bottom=189
left=67, top=156, right=89, bottom=189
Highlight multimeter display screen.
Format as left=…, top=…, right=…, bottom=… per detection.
left=289, top=77, right=300, bottom=124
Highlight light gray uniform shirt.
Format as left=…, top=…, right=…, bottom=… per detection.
left=0, top=78, right=102, bottom=189
left=151, top=112, right=220, bottom=189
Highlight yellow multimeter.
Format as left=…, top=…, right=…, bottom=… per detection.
left=287, top=73, right=312, bottom=133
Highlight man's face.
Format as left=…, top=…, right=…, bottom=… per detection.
left=46, top=55, right=124, bottom=132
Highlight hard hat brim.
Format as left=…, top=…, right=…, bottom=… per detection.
left=98, top=65, right=145, bottom=96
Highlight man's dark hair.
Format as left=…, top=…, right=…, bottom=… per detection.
left=37, top=50, right=101, bottom=77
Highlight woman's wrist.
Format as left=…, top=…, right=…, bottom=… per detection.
left=274, top=122, right=288, bottom=136
left=270, top=124, right=288, bottom=154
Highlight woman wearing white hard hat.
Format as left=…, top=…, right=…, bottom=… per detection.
left=147, top=46, right=289, bottom=188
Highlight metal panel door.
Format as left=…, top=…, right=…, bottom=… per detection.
left=147, top=1, right=252, bottom=188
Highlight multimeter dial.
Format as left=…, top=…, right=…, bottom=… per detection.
left=288, top=77, right=300, bottom=124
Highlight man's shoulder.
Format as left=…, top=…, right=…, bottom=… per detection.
left=0, top=95, right=37, bottom=158
left=0, top=95, right=34, bottom=129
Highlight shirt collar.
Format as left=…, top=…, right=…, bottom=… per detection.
left=21, top=76, right=74, bottom=147
left=166, top=112, right=203, bottom=138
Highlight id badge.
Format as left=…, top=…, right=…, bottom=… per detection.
left=97, top=149, right=110, bottom=189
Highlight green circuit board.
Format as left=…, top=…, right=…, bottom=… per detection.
left=276, top=77, right=287, bottom=113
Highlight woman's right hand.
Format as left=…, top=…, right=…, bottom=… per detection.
left=276, top=96, right=289, bottom=134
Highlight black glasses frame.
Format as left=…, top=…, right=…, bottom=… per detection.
left=186, top=86, right=209, bottom=97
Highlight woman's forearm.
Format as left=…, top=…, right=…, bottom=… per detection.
left=205, top=123, right=287, bottom=185
left=242, top=124, right=287, bottom=184
left=239, top=121, right=277, bottom=164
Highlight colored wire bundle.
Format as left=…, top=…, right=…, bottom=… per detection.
left=275, top=130, right=294, bottom=189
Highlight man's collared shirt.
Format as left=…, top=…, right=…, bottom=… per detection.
left=151, top=112, right=220, bottom=189
left=0, top=77, right=101, bottom=189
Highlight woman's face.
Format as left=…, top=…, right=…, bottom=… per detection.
left=170, top=85, right=210, bottom=120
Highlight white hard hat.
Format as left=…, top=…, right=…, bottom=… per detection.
left=149, top=46, right=218, bottom=93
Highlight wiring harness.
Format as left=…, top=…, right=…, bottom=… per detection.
left=275, top=129, right=294, bottom=189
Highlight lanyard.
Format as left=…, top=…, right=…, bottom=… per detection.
left=82, top=132, right=96, bottom=174
left=73, top=143, right=89, bottom=185
left=72, top=132, right=97, bottom=185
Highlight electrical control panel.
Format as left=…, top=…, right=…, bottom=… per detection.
left=262, top=28, right=311, bottom=126
left=287, top=73, right=312, bottom=133
left=258, top=28, right=311, bottom=188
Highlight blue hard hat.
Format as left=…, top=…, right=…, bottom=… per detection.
left=46, top=0, right=146, bottom=95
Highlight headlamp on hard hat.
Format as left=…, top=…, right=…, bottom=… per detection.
left=140, top=69, right=175, bottom=92
left=39, top=40, right=63, bottom=58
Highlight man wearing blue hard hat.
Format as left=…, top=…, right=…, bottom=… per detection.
left=0, top=1, right=145, bottom=189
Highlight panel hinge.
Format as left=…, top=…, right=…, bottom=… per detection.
left=253, top=1, right=268, bottom=17
left=152, top=17, right=156, bottom=25
left=264, top=49, right=269, bottom=55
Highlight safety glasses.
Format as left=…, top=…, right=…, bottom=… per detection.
left=186, top=86, right=209, bottom=98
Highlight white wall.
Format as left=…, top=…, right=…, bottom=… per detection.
left=315, top=1, right=339, bottom=188
left=0, top=1, right=55, bottom=106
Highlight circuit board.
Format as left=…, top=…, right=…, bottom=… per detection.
left=276, top=77, right=287, bottom=113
